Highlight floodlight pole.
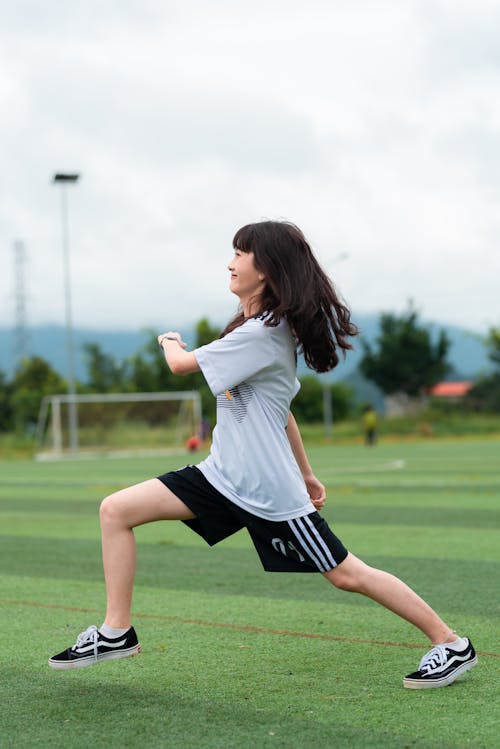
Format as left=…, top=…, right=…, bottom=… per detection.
left=52, top=172, right=80, bottom=453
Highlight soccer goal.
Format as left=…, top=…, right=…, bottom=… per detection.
left=35, top=391, right=202, bottom=460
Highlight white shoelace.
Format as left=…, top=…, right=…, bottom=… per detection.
left=73, top=625, right=99, bottom=661
left=419, top=644, right=448, bottom=673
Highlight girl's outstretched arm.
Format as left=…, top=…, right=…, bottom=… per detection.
left=286, top=411, right=326, bottom=510
left=158, top=332, right=200, bottom=375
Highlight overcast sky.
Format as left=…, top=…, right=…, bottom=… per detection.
left=1, top=0, right=499, bottom=335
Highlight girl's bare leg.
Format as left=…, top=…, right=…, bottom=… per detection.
left=324, top=553, right=456, bottom=644
left=99, top=478, right=195, bottom=628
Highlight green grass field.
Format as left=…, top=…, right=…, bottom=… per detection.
left=1, top=438, right=499, bottom=748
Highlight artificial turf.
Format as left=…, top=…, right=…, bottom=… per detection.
left=1, top=438, right=499, bottom=748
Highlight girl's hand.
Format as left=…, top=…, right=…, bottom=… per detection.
left=158, top=332, right=187, bottom=349
left=304, top=474, right=327, bottom=511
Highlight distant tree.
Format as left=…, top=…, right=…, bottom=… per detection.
left=328, top=382, right=355, bottom=421
left=293, top=376, right=323, bottom=421
left=10, top=356, right=66, bottom=430
left=292, top=376, right=354, bottom=423
left=83, top=343, right=125, bottom=392
left=465, top=326, right=500, bottom=412
left=195, top=317, right=220, bottom=347
left=359, top=303, right=450, bottom=396
left=485, top=327, right=500, bottom=370
left=122, top=320, right=220, bottom=396
left=0, top=370, right=13, bottom=432
left=126, top=330, right=177, bottom=392
left=126, top=328, right=209, bottom=395
left=192, top=318, right=221, bottom=425
left=465, top=376, right=500, bottom=412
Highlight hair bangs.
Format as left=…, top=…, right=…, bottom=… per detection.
left=232, top=224, right=257, bottom=253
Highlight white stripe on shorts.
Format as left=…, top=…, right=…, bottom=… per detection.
left=287, top=516, right=338, bottom=572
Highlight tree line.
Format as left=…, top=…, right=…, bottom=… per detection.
left=1, top=306, right=499, bottom=434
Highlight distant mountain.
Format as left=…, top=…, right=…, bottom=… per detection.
left=0, top=316, right=491, bottom=386
left=0, top=325, right=150, bottom=380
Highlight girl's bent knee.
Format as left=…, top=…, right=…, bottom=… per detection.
left=99, top=494, right=124, bottom=525
left=324, top=555, right=371, bottom=593
left=327, top=569, right=359, bottom=592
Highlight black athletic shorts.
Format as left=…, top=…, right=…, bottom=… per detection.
left=157, top=465, right=348, bottom=573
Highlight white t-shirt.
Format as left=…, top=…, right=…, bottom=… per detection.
left=193, top=316, right=315, bottom=521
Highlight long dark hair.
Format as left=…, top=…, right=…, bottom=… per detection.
left=221, top=220, right=358, bottom=372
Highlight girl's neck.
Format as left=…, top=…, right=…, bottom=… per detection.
left=241, top=294, right=262, bottom=319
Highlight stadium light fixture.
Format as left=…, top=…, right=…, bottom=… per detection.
left=52, top=171, right=81, bottom=452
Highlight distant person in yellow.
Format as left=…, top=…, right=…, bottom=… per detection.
left=363, top=404, right=378, bottom=446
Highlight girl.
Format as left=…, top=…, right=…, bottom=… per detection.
left=49, top=220, right=476, bottom=689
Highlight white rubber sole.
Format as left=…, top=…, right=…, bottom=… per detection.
left=403, top=655, right=477, bottom=689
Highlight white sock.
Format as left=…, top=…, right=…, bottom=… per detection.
left=99, top=623, right=129, bottom=639
left=442, top=636, right=468, bottom=650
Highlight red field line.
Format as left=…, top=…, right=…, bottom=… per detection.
left=2, top=598, right=499, bottom=658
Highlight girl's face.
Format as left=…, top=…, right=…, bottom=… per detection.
left=228, top=249, right=265, bottom=310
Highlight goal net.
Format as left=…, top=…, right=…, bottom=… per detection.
left=35, top=391, right=202, bottom=460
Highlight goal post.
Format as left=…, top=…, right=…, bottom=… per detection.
left=35, top=391, right=202, bottom=460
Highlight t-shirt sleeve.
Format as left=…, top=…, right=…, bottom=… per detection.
left=193, top=321, right=275, bottom=396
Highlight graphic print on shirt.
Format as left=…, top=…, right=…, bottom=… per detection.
left=217, top=382, right=254, bottom=423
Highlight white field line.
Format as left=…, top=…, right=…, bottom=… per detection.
left=320, top=459, right=406, bottom=477
left=320, top=460, right=491, bottom=487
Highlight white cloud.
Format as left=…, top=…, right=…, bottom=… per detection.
left=0, top=0, right=499, bottom=337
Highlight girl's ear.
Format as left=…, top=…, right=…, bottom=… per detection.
left=258, top=273, right=265, bottom=281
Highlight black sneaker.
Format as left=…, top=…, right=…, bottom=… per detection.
left=48, top=625, right=141, bottom=670
left=403, top=637, right=477, bottom=689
